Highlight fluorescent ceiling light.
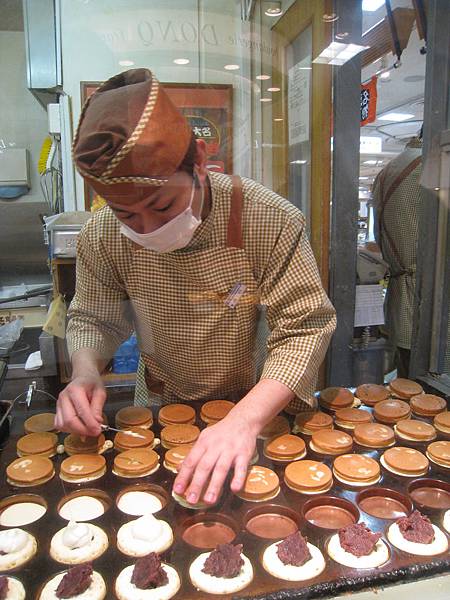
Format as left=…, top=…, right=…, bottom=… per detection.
left=363, top=160, right=378, bottom=165
left=224, top=64, right=240, bottom=70
left=256, top=74, right=271, bottom=80
left=290, top=160, right=307, bottom=164
left=378, top=112, right=414, bottom=122
left=265, top=2, right=282, bottom=17
left=274, top=118, right=283, bottom=122
left=267, top=87, right=280, bottom=92
left=260, top=98, right=272, bottom=102
left=173, top=58, right=190, bottom=65
left=313, top=42, right=369, bottom=66
left=119, top=60, right=134, bottom=67
left=362, top=0, right=385, bottom=11
left=359, top=176, right=370, bottom=180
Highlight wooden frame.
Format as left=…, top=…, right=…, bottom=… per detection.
left=80, top=81, right=233, bottom=210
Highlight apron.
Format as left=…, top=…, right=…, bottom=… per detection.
left=126, top=175, right=267, bottom=407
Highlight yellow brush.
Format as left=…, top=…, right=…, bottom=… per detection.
left=38, top=137, right=53, bottom=174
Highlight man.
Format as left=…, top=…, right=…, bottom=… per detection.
left=57, top=69, right=336, bottom=505
left=372, top=129, right=423, bottom=377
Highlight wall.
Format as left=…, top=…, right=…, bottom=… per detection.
left=0, top=31, right=49, bottom=206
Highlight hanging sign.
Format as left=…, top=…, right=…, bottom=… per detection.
left=360, top=76, right=378, bottom=126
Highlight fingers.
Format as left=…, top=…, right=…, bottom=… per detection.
left=90, top=385, right=106, bottom=423
left=230, top=454, right=250, bottom=492
left=70, top=387, right=102, bottom=435
left=58, top=393, right=92, bottom=436
left=174, top=443, right=205, bottom=497
left=203, top=456, right=233, bottom=504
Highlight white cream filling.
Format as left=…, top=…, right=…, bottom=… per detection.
left=189, top=552, right=253, bottom=595
left=115, top=564, right=180, bottom=600
left=0, top=531, right=36, bottom=571
left=59, top=497, right=105, bottom=522
left=327, top=534, right=389, bottom=568
left=62, top=522, right=92, bottom=549
left=387, top=523, right=448, bottom=556
left=117, top=492, right=163, bottom=516
left=443, top=510, right=450, bottom=534
left=0, top=502, right=46, bottom=527
left=117, top=516, right=173, bottom=557
left=50, top=524, right=108, bottom=565
left=0, top=529, right=28, bottom=554
left=262, top=542, right=325, bottom=581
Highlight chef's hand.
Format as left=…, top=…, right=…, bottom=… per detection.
left=173, top=413, right=257, bottom=505
left=56, top=373, right=105, bottom=437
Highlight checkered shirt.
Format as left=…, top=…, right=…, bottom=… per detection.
left=66, top=171, right=336, bottom=413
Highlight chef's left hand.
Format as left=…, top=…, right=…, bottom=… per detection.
left=173, top=413, right=257, bottom=505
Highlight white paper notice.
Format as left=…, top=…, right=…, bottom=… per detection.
left=354, top=285, right=385, bottom=327
left=288, top=56, right=311, bottom=145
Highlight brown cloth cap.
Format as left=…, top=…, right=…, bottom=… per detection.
left=73, top=68, right=192, bottom=199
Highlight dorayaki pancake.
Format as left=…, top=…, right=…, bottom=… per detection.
left=427, top=441, right=450, bottom=467
left=258, top=416, right=290, bottom=440
left=200, top=400, right=234, bottom=424
left=60, top=454, right=106, bottom=482
left=164, top=444, right=193, bottom=473
left=161, top=424, right=200, bottom=449
left=355, top=384, right=390, bottom=406
left=294, top=411, right=333, bottom=434
left=237, top=466, right=280, bottom=501
left=115, top=406, right=153, bottom=429
left=389, top=378, right=423, bottom=399
left=284, top=460, right=333, bottom=493
left=158, top=403, right=196, bottom=426
left=335, top=407, right=372, bottom=429
left=16, top=432, right=58, bottom=458
left=310, top=430, right=353, bottom=455
left=374, top=399, right=411, bottom=424
left=24, top=413, right=57, bottom=434
left=7, top=456, right=54, bottom=486
left=410, top=394, right=447, bottom=417
left=114, top=427, right=155, bottom=452
left=395, top=419, right=436, bottom=442
left=319, top=387, right=354, bottom=411
left=113, top=449, right=159, bottom=477
left=263, top=434, right=306, bottom=461
left=382, top=447, right=429, bottom=476
left=434, top=411, right=450, bottom=434
left=353, top=423, right=395, bottom=448
left=333, top=454, right=380, bottom=485
left=64, top=433, right=106, bottom=455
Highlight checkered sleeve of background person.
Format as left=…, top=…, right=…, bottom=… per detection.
left=66, top=210, right=133, bottom=360
left=251, top=192, right=337, bottom=405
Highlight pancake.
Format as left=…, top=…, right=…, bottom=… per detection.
left=116, top=562, right=180, bottom=600
left=16, top=432, right=58, bottom=458
left=114, top=427, right=156, bottom=452
left=0, top=577, right=26, bottom=600
left=262, top=540, right=325, bottom=581
left=355, top=384, right=390, bottom=406
left=24, top=412, right=57, bottom=434
left=237, top=466, right=280, bottom=502
left=284, top=460, right=333, bottom=494
left=50, top=522, right=108, bottom=564
left=327, top=533, right=389, bottom=568
left=64, top=434, right=106, bottom=456
left=334, top=407, right=372, bottom=430
left=293, top=411, right=333, bottom=435
left=160, top=424, right=200, bottom=449
left=115, top=406, right=153, bottom=429
left=426, top=440, right=450, bottom=468
left=395, top=419, right=436, bottom=442
left=319, top=387, right=354, bottom=411
left=333, top=454, right=380, bottom=486
left=258, top=416, right=290, bottom=440
left=60, top=454, right=106, bottom=483
left=410, top=394, right=447, bottom=417
left=158, top=403, right=196, bottom=426
left=374, top=399, right=411, bottom=424
left=39, top=570, right=106, bottom=600
left=381, top=447, right=429, bottom=477
left=200, top=400, right=234, bottom=424
left=189, top=551, right=253, bottom=595
left=263, top=434, right=306, bottom=462
left=353, top=423, right=395, bottom=448
left=164, top=444, right=193, bottom=473
left=6, top=455, right=54, bottom=487
left=0, top=529, right=37, bottom=571
left=117, top=514, right=173, bottom=556
left=434, top=411, right=450, bottom=435
left=113, top=449, right=160, bottom=477
left=387, top=522, right=448, bottom=556
left=310, top=430, right=353, bottom=455
left=389, top=378, right=423, bottom=399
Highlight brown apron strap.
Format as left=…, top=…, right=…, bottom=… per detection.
left=227, top=175, right=244, bottom=249
left=378, top=156, right=421, bottom=276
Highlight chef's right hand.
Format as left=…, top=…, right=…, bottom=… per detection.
left=56, top=374, right=105, bottom=436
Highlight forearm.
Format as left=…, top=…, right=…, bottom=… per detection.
left=227, top=378, right=296, bottom=435
left=71, top=348, right=109, bottom=380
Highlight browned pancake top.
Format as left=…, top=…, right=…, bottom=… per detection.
left=354, top=423, right=395, bottom=446
left=311, top=429, right=353, bottom=452
left=116, top=406, right=153, bottom=426
left=114, top=449, right=159, bottom=473
left=319, top=387, right=354, bottom=409
left=24, top=413, right=57, bottom=433
left=260, top=416, right=290, bottom=439
left=390, top=378, right=423, bottom=398
left=374, top=399, right=411, bottom=422
left=161, top=424, right=200, bottom=445
left=434, top=411, right=450, bottom=429
left=355, top=384, right=390, bottom=404
left=383, top=447, right=429, bottom=473
left=241, top=466, right=279, bottom=497
left=159, top=403, right=195, bottom=425
left=7, top=455, right=54, bottom=483
left=17, top=432, right=57, bottom=455
left=410, top=394, right=447, bottom=416
left=335, top=407, right=373, bottom=424
left=285, top=460, right=332, bottom=489
left=114, top=428, right=154, bottom=449
left=164, top=444, right=193, bottom=469
left=264, top=434, right=306, bottom=458
left=64, top=433, right=105, bottom=452
left=200, top=400, right=234, bottom=422
left=60, top=454, right=106, bottom=477
left=295, top=411, right=333, bottom=431
left=427, top=441, right=450, bottom=463
left=333, top=454, right=380, bottom=481
left=396, top=419, right=436, bottom=440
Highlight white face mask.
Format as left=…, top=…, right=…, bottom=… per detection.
left=120, top=175, right=204, bottom=253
